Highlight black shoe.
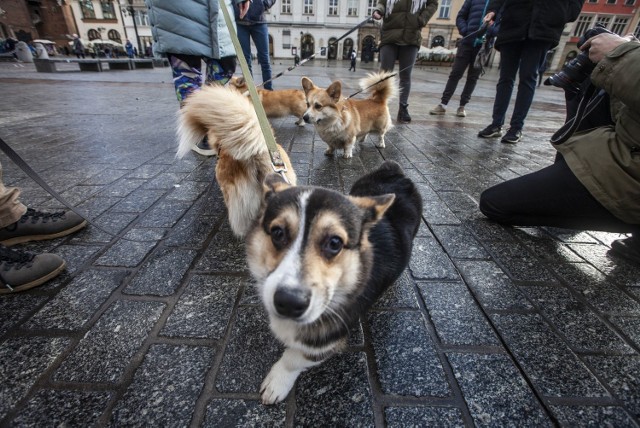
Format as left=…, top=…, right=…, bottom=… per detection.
left=0, top=245, right=65, bottom=294
left=397, top=103, right=411, bottom=123
left=478, top=124, right=502, bottom=138
left=0, top=208, right=87, bottom=246
left=501, top=128, right=523, bottom=144
left=610, top=236, right=640, bottom=265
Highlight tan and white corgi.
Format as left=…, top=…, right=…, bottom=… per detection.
left=246, top=160, right=422, bottom=404
left=229, top=76, right=307, bottom=126
left=176, top=84, right=296, bottom=238
left=301, top=72, right=397, bottom=158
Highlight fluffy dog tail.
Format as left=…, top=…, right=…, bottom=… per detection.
left=359, top=72, right=398, bottom=103
left=176, top=85, right=267, bottom=160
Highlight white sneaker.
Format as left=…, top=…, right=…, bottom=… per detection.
left=430, top=104, right=446, bottom=115
left=456, top=106, right=467, bottom=117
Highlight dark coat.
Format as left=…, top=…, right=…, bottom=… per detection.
left=487, top=0, right=584, bottom=49
left=235, top=0, right=275, bottom=24
left=557, top=42, right=640, bottom=224
left=375, top=0, right=439, bottom=48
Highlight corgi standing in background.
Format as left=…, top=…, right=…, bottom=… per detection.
left=301, top=72, right=397, bottom=158
left=247, top=160, right=422, bottom=404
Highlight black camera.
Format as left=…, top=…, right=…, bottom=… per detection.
left=544, top=24, right=613, bottom=94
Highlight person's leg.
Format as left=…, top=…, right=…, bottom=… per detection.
left=509, top=40, right=551, bottom=131
left=479, top=155, right=636, bottom=232
left=236, top=24, right=254, bottom=75
left=378, top=44, right=398, bottom=73
left=168, top=53, right=204, bottom=106
left=440, top=44, right=475, bottom=106
left=490, top=41, right=523, bottom=127
left=396, top=45, right=419, bottom=106
left=204, top=56, right=236, bottom=86
left=250, top=23, right=272, bottom=89
left=459, top=45, right=483, bottom=106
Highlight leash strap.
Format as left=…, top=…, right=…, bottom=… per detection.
left=219, top=0, right=287, bottom=177
left=550, top=84, right=599, bottom=145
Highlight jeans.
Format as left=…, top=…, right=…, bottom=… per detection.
left=379, top=44, right=419, bottom=105
left=480, top=155, right=640, bottom=234
left=237, top=23, right=273, bottom=90
left=441, top=43, right=482, bottom=106
left=491, top=40, right=551, bottom=131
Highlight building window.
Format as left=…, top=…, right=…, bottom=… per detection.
left=573, top=15, right=594, bottom=37
left=80, top=0, right=96, bottom=19
left=610, top=17, right=629, bottom=34
left=107, top=29, right=121, bottom=43
left=304, top=0, right=314, bottom=15
left=624, top=0, right=635, bottom=5
left=282, top=29, right=291, bottom=49
left=101, top=1, right=115, bottom=19
left=588, top=0, right=598, bottom=2
left=595, top=15, right=611, bottom=28
left=634, top=21, right=640, bottom=38
left=281, top=0, right=291, bottom=14
left=328, top=0, right=338, bottom=16
left=367, top=0, right=376, bottom=16
left=88, top=28, right=100, bottom=40
left=134, top=9, right=149, bottom=26
left=347, top=0, right=358, bottom=16
left=606, top=0, right=616, bottom=3
left=438, top=0, right=451, bottom=19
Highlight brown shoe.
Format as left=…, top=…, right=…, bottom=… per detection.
left=0, top=245, right=65, bottom=294
left=0, top=208, right=87, bottom=246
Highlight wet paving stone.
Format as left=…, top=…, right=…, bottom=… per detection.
left=95, top=228, right=164, bottom=267
left=12, top=389, right=111, bottom=426
left=204, top=399, right=286, bottom=427
left=0, top=294, right=48, bottom=337
left=583, top=355, right=640, bottom=418
left=410, top=236, right=460, bottom=281
left=54, top=300, right=164, bottom=383
left=125, top=247, right=197, bottom=296
left=384, top=406, right=465, bottom=427
left=549, top=405, right=638, bottom=427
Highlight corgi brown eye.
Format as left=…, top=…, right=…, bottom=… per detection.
left=270, top=226, right=288, bottom=249
left=314, top=103, right=322, bottom=110
left=322, top=236, right=343, bottom=259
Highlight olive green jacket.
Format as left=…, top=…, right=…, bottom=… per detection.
left=557, top=41, right=640, bottom=224
left=375, top=0, right=439, bottom=47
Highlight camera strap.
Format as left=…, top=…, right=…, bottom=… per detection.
left=550, top=83, right=603, bottom=145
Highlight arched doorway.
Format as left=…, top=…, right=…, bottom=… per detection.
left=431, top=35, right=445, bottom=48
left=361, top=35, right=375, bottom=63
left=328, top=37, right=338, bottom=60
left=301, top=34, right=314, bottom=60
left=343, top=38, right=354, bottom=60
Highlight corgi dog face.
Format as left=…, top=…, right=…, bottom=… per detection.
left=301, top=72, right=397, bottom=158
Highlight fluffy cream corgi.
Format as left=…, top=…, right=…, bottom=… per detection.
left=246, top=160, right=422, bottom=404
left=301, top=72, right=397, bottom=158
left=176, top=85, right=296, bottom=238
left=229, top=76, right=307, bottom=126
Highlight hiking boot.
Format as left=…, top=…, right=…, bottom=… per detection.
left=0, top=245, right=65, bottom=294
left=501, top=128, right=523, bottom=144
left=397, top=103, right=411, bottom=123
left=430, top=104, right=446, bottom=115
left=191, top=135, right=217, bottom=156
left=478, top=124, right=502, bottom=138
left=609, top=235, right=640, bottom=265
left=456, top=106, right=467, bottom=117
left=0, top=208, right=87, bottom=247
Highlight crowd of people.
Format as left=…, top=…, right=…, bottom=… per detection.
left=2, top=0, right=639, bottom=294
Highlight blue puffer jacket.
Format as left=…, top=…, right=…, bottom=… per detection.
left=146, top=0, right=245, bottom=59
left=235, top=0, right=276, bottom=25
left=457, top=0, right=500, bottom=46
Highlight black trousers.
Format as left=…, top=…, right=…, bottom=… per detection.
left=441, top=43, right=482, bottom=106
left=479, top=155, right=640, bottom=234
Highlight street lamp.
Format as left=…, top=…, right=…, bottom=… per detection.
left=127, top=0, right=141, bottom=56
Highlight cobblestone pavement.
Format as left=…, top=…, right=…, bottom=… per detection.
left=0, top=57, right=639, bottom=427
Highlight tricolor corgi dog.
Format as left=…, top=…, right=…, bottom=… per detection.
left=246, top=160, right=422, bottom=404
left=176, top=84, right=296, bottom=238
left=301, top=72, right=397, bottom=158
left=229, top=76, right=307, bottom=126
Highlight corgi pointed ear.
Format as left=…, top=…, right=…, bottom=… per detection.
left=301, top=77, right=315, bottom=95
left=263, top=173, right=291, bottom=199
left=349, top=194, right=396, bottom=224
left=326, top=81, right=342, bottom=102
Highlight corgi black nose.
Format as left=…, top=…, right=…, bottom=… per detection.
left=303, top=114, right=310, bottom=124
left=274, top=288, right=310, bottom=318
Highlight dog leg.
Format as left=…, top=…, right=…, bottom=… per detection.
left=376, top=133, right=386, bottom=148
left=261, top=348, right=323, bottom=404
left=343, top=140, right=355, bottom=158
left=324, top=146, right=335, bottom=156
left=295, top=117, right=305, bottom=126
left=357, top=133, right=368, bottom=143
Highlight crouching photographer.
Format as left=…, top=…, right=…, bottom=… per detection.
left=479, top=32, right=640, bottom=265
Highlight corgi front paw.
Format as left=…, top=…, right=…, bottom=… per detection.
left=324, top=147, right=335, bottom=156
left=260, top=362, right=297, bottom=405
left=295, top=118, right=305, bottom=126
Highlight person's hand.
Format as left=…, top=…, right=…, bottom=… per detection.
left=580, top=32, right=632, bottom=63
left=372, top=10, right=382, bottom=20
left=483, top=11, right=495, bottom=25
left=239, top=1, right=250, bottom=19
